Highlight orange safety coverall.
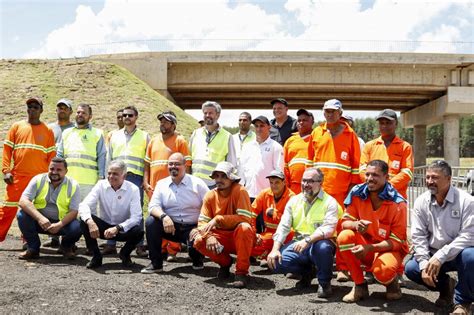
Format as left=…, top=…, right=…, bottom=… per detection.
left=337, top=195, right=409, bottom=285
left=360, top=136, right=414, bottom=199
left=145, top=133, right=192, bottom=255
left=0, top=121, right=56, bottom=241
left=283, top=133, right=311, bottom=194
left=250, top=186, right=295, bottom=259
left=193, top=183, right=255, bottom=275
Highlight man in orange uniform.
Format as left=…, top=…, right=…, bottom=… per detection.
left=251, top=170, right=295, bottom=265
left=0, top=97, right=56, bottom=242
left=144, top=111, right=191, bottom=261
left=308, top=98, right=362, bottom=281
left=284, top=109, right=314, bottom=194
left=191, top=161, right=255, bottom=288
left=337, top=160, right=408, bottom=302
left=360, top=109, right=413, bottom=199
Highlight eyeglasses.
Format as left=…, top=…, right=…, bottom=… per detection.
left=168, top=162, right=183, bottom=167
left=27, top=105, right=41, bottom=109
left=122, top=114, right=135, bottom=118
left=301, top=179, right=322, bottom=184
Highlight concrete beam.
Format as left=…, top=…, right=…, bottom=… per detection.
left=444, top=114, right=460, bottom=166
left=413, top=125, right=427, bottom=167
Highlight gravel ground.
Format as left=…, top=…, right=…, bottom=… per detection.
left=0, top=235, right=451, bottom=314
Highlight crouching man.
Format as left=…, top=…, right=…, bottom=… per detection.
left=17, top=157, right=82, bottom=260
left=79, top=160, right=143, bottom=269
left=267, top=167, right=342, bottom=298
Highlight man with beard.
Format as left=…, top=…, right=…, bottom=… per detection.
left=269, top=98, right=297, bottom=146
left=0, top=97, right=56, bottom=243
left=232, top=112, right=256, bottom=162
left=141, top=153, right=209, bottom=273
left=405, top=160, right=474, bottom=314
left=143, top=111, right=191, bottom=262
left=17, top=157, right=82, bottom=260
left=337, top=159, right=407, bottom=302
left=191, top=162, right=255, bottom=288
left=189, top=101, right=236, bottom=189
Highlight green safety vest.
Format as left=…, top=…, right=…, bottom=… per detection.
left=111, top=129, right=148, bottom=176
left=191, top=127, right=231, bottom=183
left=33, top=174, right=77, bottom=220
left=62, top=127, right=103, bottom=185
left=292, top=192, right=343, bottom=238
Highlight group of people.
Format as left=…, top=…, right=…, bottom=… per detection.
left=1, top=96, right=473, bottom=313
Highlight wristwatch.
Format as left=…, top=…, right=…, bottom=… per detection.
left=116, top=224, right=124, bottom=233
left=304, top=236, right=311, bottom=244
left=160, top=213, right=168, bottom=220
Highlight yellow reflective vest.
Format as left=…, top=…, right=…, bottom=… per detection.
left=33, top=174, right=77, bottom=220
left=110, top=128, right=148, bottom=176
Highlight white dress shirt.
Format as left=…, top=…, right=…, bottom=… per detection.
left=79, top=179, right=142, bottom=232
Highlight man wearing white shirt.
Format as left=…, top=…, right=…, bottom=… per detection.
left=232, top=112, right=256, bottom=162
left=79, top=160, right=143, bottom=269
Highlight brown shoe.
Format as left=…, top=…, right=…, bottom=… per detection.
left=386, top=278, right=402, bottom=300
left=337, top=270, right=351, bottom=282
left=452, top=303, right=471, bottom=314
left=343, top=282, right=369, bottom=303
left=230, top=274, right=249, bottom=288
left=61, top=247, right=76, bottom=260
left=435, top=276, right=455, bottom=307
left=135, top=245, right=148, bottom=258
left=19, top=249, right=40, bottom=260
left=101, top=244, right=117, bottom=255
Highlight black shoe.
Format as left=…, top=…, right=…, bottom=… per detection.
left=295, top=274, right=313, bottom=289
left=119, top=252, right=133, bottom=267
left=230, top=274, right=249, bottom=288
left=317, top=282, right=333, bottom=298
left=217, top=264, right=232, bottom=280
left=19, top=249, right=40, bottom=260
left=192, top=260, right=204, bottom=270
left=43, top=237, right=60, bottom=248
left=435, top=276, right=455, bottom=307
left=86, top=256, right=103, bottom=269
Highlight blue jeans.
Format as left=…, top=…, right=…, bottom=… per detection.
left=405, top=248, right=474, bottom=305
left=274, top=239, right=336, bottom=285
left=17, top=210, right=82, bottom=252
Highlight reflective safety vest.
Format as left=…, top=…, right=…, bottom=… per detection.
left=292, top=192, right=343, bottom=238
left=62, top=127, right=103, bottom=185
left=111, top=129, right=148, bottom=176
left=33, top=174, right=77, bottom=220
left=191, top=127, right=231, bottom=184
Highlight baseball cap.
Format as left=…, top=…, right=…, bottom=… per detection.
left=56, top=98, right=73, bottom=109
left=252, top=115, right=270, bottom=125
left=210, top=162, right=241, bottom=181
left=266, top=169, right=285, bottom=180
left=376, top=109, right=398, bottom=121
left=296, top=108, right=314, bottom=118
left=26, top=97, right=43, bottom=107
left=341, top=114, right=354, bottom=122
left=270, top=98, right=289, bottom=107
left=323, top=99, right=343, bottom=110
left=157, top=112, right=177, bottom=124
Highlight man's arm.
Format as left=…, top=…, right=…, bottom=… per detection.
left=272, top=198, right=294, bottom=244
left=410, top=197, right=432, bottom=270
left=96, top=134, right=107, bottom=179
left=225, top=135, right=237, bottom=167
left=2, top=124, right=16, bottom=183
left=119, top=186, right=142, bottom=232
left=390, top=142, right=414, bottom=192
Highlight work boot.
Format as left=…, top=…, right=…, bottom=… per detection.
left=86, top=256, right=103, bottom=269
left=295, top=273, right=313, bottom=289
left=385, top=278, right=402, bottom=300
left=452, top=303, right=471, bottom=314
left=101, top=244, right=117, bottom=255
left=317, top=282, right=333, bottom=298
left=217, top=264, right=232, bottom=280
left=435, top=276, right=455, bottom=308
left=343, top=282, right=369, bottom=303
left=61, top=246, right=76, bottom=260
left=364, top=271, right=375, bottom=284
left=336, top=270, right=351, bottom=282
left=43, top=237, right=60, bottom=248
left=230, top=274, right=249, bottom=289
left=135, top=245, right=148, bottom=258
left=259, top=259, right=269, bottom=269
left=19, top=249, right=40, bottom=260
left=119, top=251, right=134, bottom=267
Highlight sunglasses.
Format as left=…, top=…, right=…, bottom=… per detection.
left=122, top=114, right=135, bottom=118
left=27, top=105, right=41, bottom=109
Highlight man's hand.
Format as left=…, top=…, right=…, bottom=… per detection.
left=354, top=220, right=371, bottom=234
left=267, top=249, right=282, bottom=270
left=205, top=235, right=221, bottom=254
left=3, top=173, right=13, bottom=185
left=143, top=182, right=153, bottom=193
left=46, top=222, right=63, bottom=235
left=350, top=244, right=372, bottom=260
left=422, top=257, right=441, bottom=287
left=104, top=227, right=119, bottom=239
left=293, top=239, right=309, bottom=254
left=87, top=220, right=100, bottom=239
left=189, top=228, right=201, bottom=242
left=163, top=216, right=175, bottom=235
left=38, top=217, right=51, bottom=231
left=201, top=218, right=217, bottom=234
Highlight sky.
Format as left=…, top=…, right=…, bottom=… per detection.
left=1, top=0, right=473, bottom=126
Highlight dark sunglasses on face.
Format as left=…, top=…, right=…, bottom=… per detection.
left=27, top=105, right=41, bottom=110
left=123, top=114, right=134, bottom=118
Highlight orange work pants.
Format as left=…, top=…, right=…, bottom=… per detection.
left=194, top=223, right=255, bottom=275
left=162, top=239, right=181, bottom=255
left=251, top=230, right=294, bottom=259
left=337, top=229, right=403, bottom=285
left=0, top=175, right=33, bottom=241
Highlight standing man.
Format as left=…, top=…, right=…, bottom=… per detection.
left=48, top=98, right=74, bottom=145
left=189, top=101, right=236, bottom=188
left=232, top=112, right=256, bottom=162
left=17, top=157, right=82, bottom=260
left=267, top=168, right=342, bottom=298
left=360, top=109, right=413, bottom=199
left=283, top=109, right=314, bottom=194
left=405, top=160, right=474, bottom=314
left=269, top=98, right=297, bottom=146
left=106, top=109, right=124, bottom=144
left=191, top=162, right=255, bottom=288
left=141, top=153, right=209, bottom=273
left=0, top=97, right=56, bottom=242
left=337, top=160, right=408, bottom=302
left=79, top=160, right=144, bottom=269
left=238, top=115, right=283, bottom=200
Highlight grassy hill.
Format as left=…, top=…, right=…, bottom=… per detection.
left=0, top=59, right=199, bottom=140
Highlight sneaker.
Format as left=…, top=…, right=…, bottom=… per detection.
left=19, top=249, right=40, bottom=260
left=217, top=264, right=232, bottom=280
left=86, top=256, right=103, bottom=269
left=135, top=245, right=148, bottom=258
left=435, top=276, right=455, bottom=307
left=166, top=254, right=177, bottom=262
left=343, top=282, right=370, bottom=303
left=230, top=274, right=248, bottom=288
left=317, top=282, right=333, bottom=298
left=141, top=263, right=163, bottom=274
left=43, top=237, right=60, bottom=248
left=119, top=252, right=133, bottom=267
left=336, top=270, right=351, bottom=282
left=452, top=303, right=471, bottom=314
left=192, top=261, right=204, bottom=270
left=101, top=244, right=117, bottom=256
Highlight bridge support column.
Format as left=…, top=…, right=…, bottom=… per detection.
left=413, top=125, right=427, bottom=167
left=443, top=114, right=460, bottom=166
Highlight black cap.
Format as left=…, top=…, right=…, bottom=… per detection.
left=252, top=115, right=270, bottom=125
left=376, top=109, right=397, bottom=121
left=270, top=98, right=288, bottom=106
left=26, top=97, right=43, bottom=108
left=296, top=108, right=313, bottom=118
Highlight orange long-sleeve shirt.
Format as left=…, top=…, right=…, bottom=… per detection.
left=283, top=133, right=311, bottom=194
left=2, top=121, right=56, bottom=176
left=342, top=196, right=409, bottom=255
left=198, top=183, right=252, bottom=230
left=308, top=122, right=362, bottom=196
left=360, top=136, right=413, bottom=199
left=251, top=186, right=295, bottom=232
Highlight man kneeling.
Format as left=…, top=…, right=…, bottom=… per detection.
left=267, top=168, right=341, bottom=298
left=79, top=160, right=143, bottom=269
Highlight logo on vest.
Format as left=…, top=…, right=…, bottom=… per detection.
left=391, top=160, right=400, bottom=169
left=378, top=228, right=387, bottom=238
left=341, top=151, right=348, bottom=160
left=82, top=134, right=89, bottom=142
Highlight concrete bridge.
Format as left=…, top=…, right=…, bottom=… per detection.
left=92, top=51, right=474, bottom=167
